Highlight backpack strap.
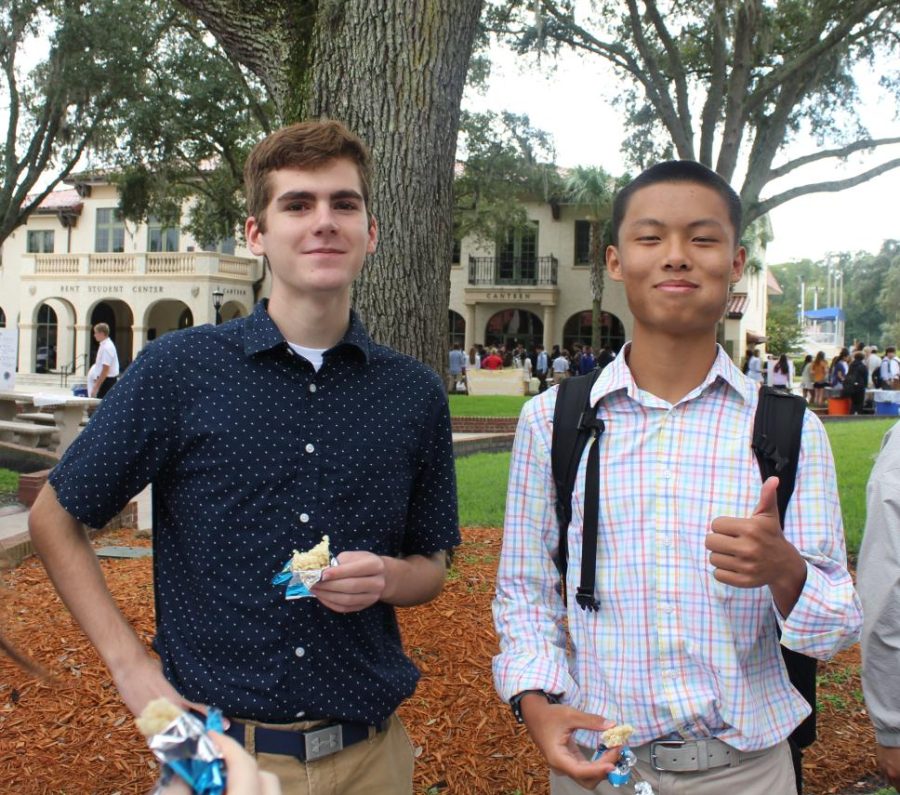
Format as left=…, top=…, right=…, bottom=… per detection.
left=551, top=370, right=603, bottom=609
left=752, top=385, right=818, bottom=750
left=751, top=385, right=806, bottom=526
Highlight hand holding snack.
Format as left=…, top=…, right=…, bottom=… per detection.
left=271, top=536, right=336, bottom=600
left=591, top=723, right=655, bottom=792
left=518, top=694, right=619, bottom=791
left=312, top=550, right=387, bottom=613
left=159, top=733, right=281, bottom=795
left=137, top=697, right=226, bottom=794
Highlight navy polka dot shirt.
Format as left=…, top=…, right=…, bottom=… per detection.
left=49, top=300, right=460, bottom=724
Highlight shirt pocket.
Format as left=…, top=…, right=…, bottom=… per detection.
left=329, top=441, right=414, bottom=538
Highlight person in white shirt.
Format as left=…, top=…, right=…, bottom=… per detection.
left=865, top=346, right=882, bottom=388
left=880, top=347, right=900, bottom=389
left=745, top=349, right=763, bottom=383
left=770, top=353, right=794, bottom=392
left=89, top=323, right=120, bottom=398
left=551, top=350, right=570, bottom=384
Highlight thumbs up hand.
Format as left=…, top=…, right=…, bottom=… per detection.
left=707, top=476, right=807, bottom=615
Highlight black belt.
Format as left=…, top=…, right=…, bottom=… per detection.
left=225, top=718, right=390, bottom=762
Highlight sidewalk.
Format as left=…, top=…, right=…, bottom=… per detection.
left=0, top=485, right=153, bottom=564
left=0, top=432, right=514, bottom=565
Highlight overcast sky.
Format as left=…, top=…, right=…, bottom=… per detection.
left=464, top=42, right=900, bottom=265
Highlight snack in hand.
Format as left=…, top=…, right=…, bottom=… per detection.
left=290, top=535, right=331, bottom=571
left=137, top=697, right=226, bottom=794
left=601, top=723, right=635, bottom=748
left=136, top=697, right=183, bottom=737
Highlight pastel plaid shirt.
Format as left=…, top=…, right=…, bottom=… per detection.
left=493, top=345, right=861, bottom=751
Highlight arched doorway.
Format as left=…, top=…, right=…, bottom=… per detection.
left=484, top=308, right=543, bottom=351
left=35, top=303, right=58, bottom=372
left=90, top=300, right=135, bottom=369
left=563, top=310, right=626, bottom=353
left=145, top=300, right=193, bottom=342
left=220, top=300, right=247, bottom=323
left=448, top=310, right=465, bottom=348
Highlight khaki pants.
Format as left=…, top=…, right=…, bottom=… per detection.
left=249, top=714, right=414, bottom=795
left=550, top=739, right=794, bottom=795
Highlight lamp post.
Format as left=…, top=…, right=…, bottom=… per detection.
left=212, top=288, right=224, bottom=326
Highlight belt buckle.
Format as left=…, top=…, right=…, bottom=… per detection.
left=304, top=724, right=344, bottom=761
left=650, top=739, right=686, bottom=772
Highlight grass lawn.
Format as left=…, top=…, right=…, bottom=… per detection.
left=455, top=418, right=899, bottom=557
left=448, top=395, right=530, bottom=417
left=0, top=467, right=19, bottom=494
left=826, top=419, right=896, bottom=554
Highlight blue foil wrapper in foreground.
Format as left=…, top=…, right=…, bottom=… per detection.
left=148, top=708, right=226, bottom=794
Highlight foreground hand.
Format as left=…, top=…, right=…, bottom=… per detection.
left=707, top=476, right=806, bottom=615
left=111, top=652, right=206, bottom=719
left=520, top=695, right=619, bottom=790
left=312, top=551, right=386, bottom=612
left=876, top=743, right=900, bottom=789
left=160, top=731, right=281, bottom=794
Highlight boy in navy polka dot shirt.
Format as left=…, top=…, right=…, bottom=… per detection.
left=30, top=120, right=460, bottom=795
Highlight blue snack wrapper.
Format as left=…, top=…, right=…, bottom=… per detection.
left=272, top=555, right=337, bottom=600
left=148, top=708, right=227, bottom=795
left=591, top=744, right=653, bottom=792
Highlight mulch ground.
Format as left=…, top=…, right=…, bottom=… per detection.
left=0, top=526, right=890, bottom=794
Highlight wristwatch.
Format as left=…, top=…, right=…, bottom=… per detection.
left=509, top=689, right=561, bottom=723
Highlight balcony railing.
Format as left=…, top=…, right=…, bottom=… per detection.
left=468, top=255, right=558, bottom=286
left=29, top=252, right=259, bottom=280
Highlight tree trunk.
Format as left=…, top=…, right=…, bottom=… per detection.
left=179, top=0, right=483, bottom=375
left=309, top=0, right=483, bottom=374
left=589, top=219, right=604, bottom=351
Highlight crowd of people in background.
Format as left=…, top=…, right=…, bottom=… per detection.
left=740, top=341, right=900, bottom=415
left=450, top=341, right=618, bottom=395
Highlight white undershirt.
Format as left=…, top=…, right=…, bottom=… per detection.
left=287, top=342, right=327, bottom=372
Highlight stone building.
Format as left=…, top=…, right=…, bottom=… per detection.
left=448, top=198, right=772, bottom=361
left=0, top=175, right=260, bottom=384
left=1, top=174, right=771, bottom=383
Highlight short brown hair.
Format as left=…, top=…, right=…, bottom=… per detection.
left=93, top=323, right=110, bottom=336
left=243, top=120, right=372, bottom=232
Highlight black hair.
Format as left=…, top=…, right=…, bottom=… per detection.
left=611, top=160, right=742, bottom=246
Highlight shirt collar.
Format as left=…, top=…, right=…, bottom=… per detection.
left=590, top=342, right=754, bottom=408
left=243, top=299, right=372, bottom=363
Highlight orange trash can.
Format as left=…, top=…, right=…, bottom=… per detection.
left=827, top=397, right=851, bottom=415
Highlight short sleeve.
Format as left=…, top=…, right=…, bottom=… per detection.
left=49, top=342, right=178, bottom=529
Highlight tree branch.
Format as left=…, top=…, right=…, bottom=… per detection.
left=698, top=0, right=728, bottom=166
left=748, top=158, right=900, bottom=225
left=642, top=0, right=693, bottom=150
left=746, top=0, right=888, bottom=114
left=768, top=137, right=900, bottom=180
left=623, top=0, right=693, bottom=157
left=715, top=0, right=760, bottom=180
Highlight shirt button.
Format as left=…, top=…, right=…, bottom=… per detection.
left=294, top=646, right=305, bottom=658
left=295, top=710, right=306, bottom=718
left=299, top=513, right=310, bottom=523
left=309, top=383, right=317, bottom=393
left=305, top=443, right=315, bottom=454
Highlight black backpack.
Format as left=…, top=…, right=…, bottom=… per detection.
left=551, top=374, right=817, bottom=752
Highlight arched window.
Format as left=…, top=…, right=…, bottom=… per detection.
left=485, top=308, right=543, bottom=350
left=448, top=310, right=465, bottom=348
left=36, top=304, right=58, bottom=372
left=563, top=310, right=626, bottom=353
